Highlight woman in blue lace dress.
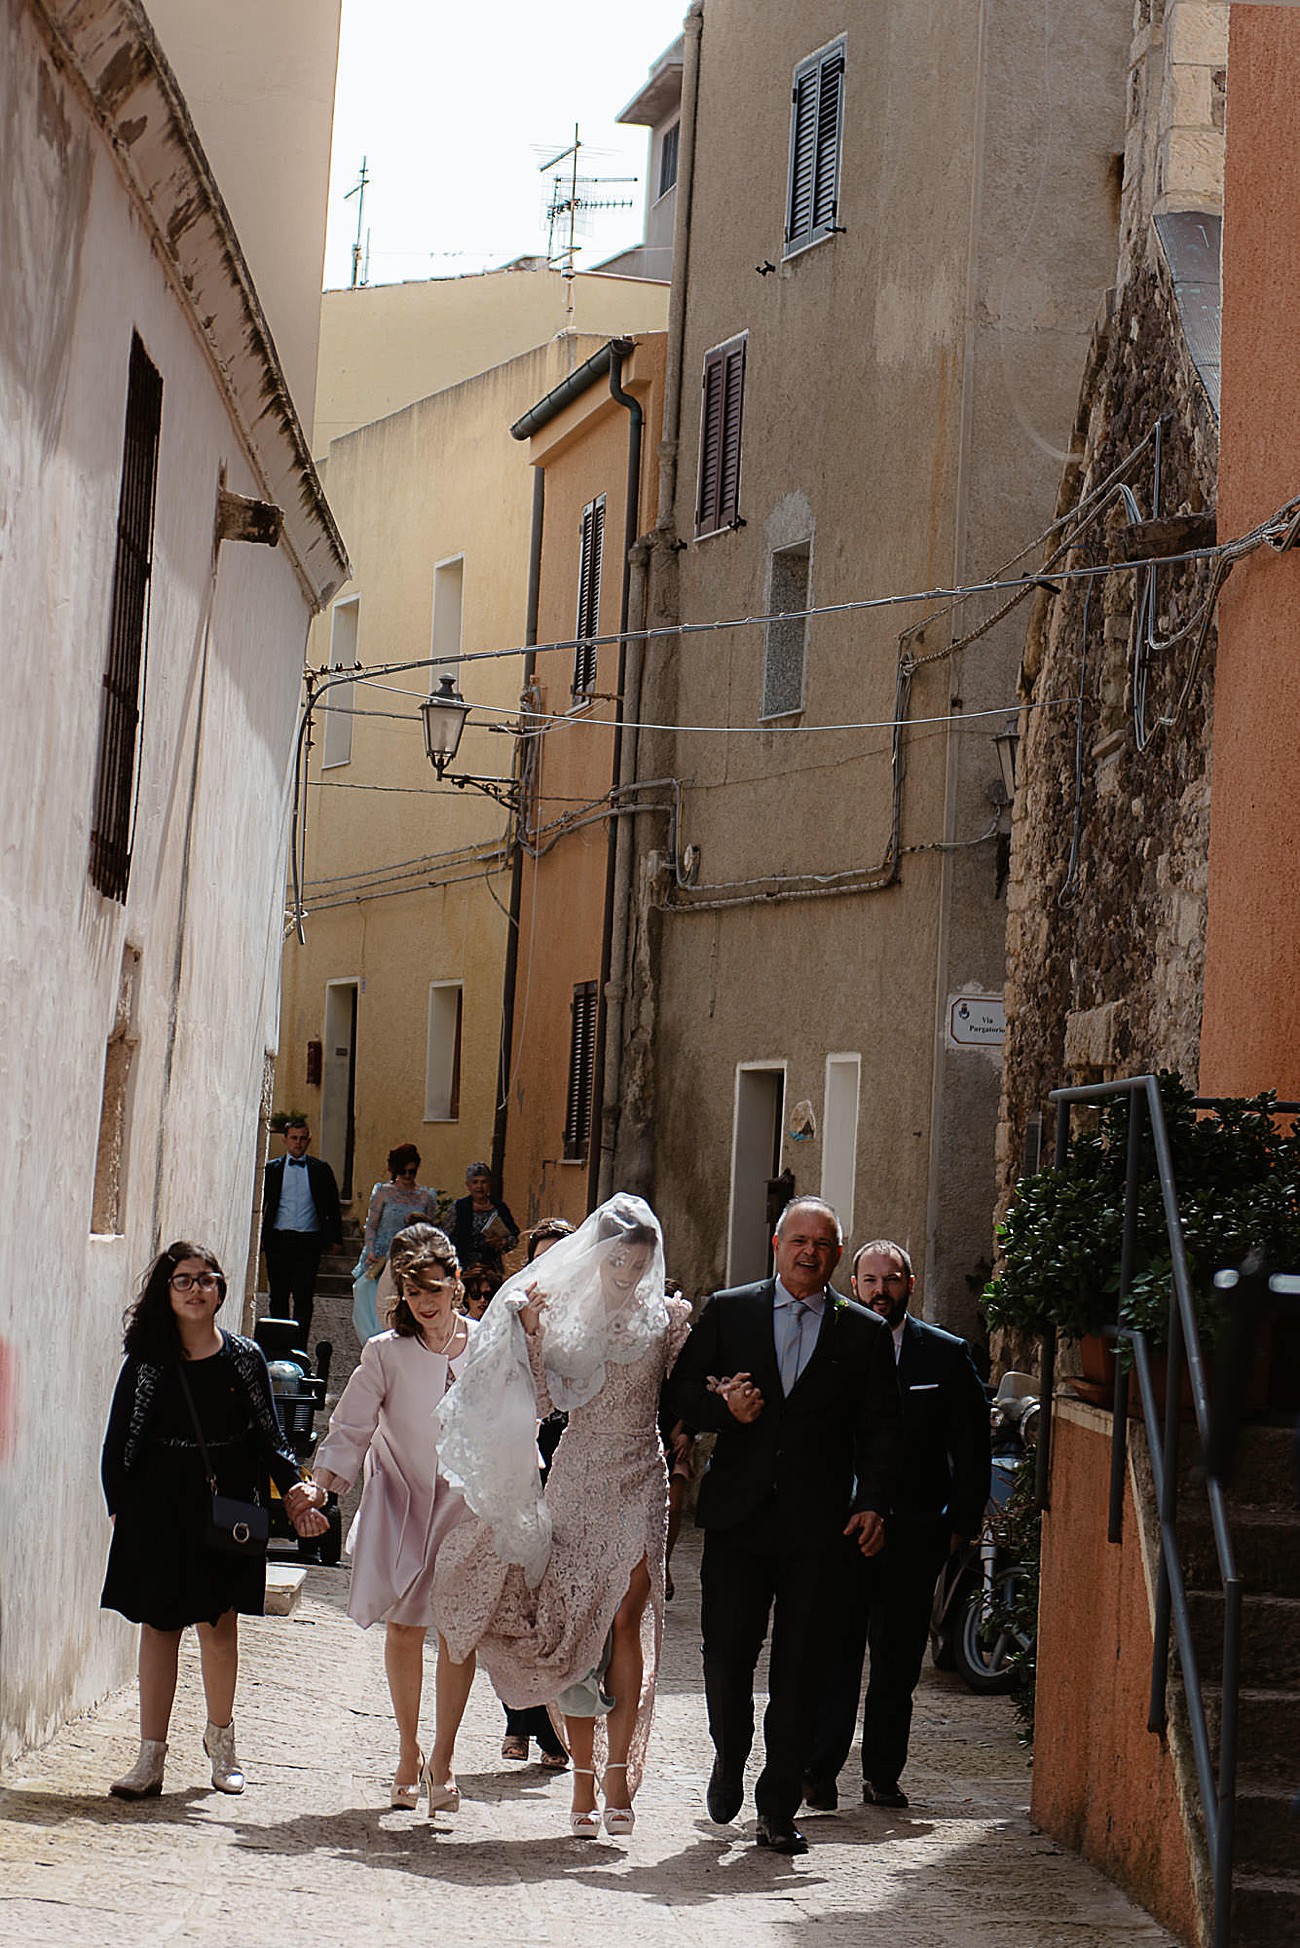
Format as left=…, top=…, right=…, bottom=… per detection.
left=353, top=1144, right=443, bottom=1342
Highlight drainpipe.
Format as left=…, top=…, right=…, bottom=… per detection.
left=588, top=341, right=642, bottom=1210
left=490, top=467, right=545, bottom=1199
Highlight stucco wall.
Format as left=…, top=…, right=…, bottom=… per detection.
left=0, top=0, right=324, bottom=1756
left=1033, top=1404, right=1200, bottom=1944
left=1200, top=6, right=1300, bottom=1101
left=278, top=341, right=618, bottom=1214
left=627, top=0, right=1129, bottom=1321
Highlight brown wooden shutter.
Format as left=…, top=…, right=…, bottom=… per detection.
left=695, top=337, right=747, bottom=538
left=785, top=40, right=845, bottom=255
left=563, top=981, right=599, bottom=1161
left=89, top=334, right=163, bottom=903
left=573, top=495, right=604, bottom=696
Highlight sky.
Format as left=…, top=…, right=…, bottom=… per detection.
left=322, top=0, right=690, bottom=290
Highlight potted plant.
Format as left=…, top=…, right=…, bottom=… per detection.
left=984, top=1075, right=1300, bottom=1402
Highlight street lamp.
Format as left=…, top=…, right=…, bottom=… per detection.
left=420, top=674, right=471, bottom=778
left=993, top=713, right=1020, bottom=803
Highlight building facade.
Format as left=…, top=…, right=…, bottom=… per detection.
left=0, top=0, right=345, bottom=1757
left=612, top=0, right=1132, bottom=1322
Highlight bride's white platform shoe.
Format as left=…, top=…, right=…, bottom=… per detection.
left=570, top=1767, right=601, bottom=1837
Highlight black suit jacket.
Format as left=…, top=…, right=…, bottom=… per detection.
left=893, top=1314, right=991, bottom=1538
left=668, top=1279, right=904, bottom=1553
left=262, top=1153, right=343, bottom=1248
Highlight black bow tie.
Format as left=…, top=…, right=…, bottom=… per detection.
left=287, top=1157, right=307, bottom=1166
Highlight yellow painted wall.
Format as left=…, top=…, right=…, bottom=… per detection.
left=312, top=266, right=669, bottom=455
left=278, top=338, right=618, bottom=1221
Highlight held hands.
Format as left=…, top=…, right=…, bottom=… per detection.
left=708, top=1371, right=764, bottom=1423
left=844, top=1509, right=886, bottom=1557
left=285, top=1479, right=330, bottom=1539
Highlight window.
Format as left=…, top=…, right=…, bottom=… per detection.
left=89, top=334, right=163, bottom=903
left=658, top=121, right=680, bottom=199
left=695, top=335, right=747, bottom=539
left=573, top=496, right=605, bottom=699
left=821, top=1053, right=861, bottom=1240
left=563, top=980, right=599, bottom=1162
left=323, top=596, right=358, bottom=768
left=431, top=555, right=463, bottom=682
left=785, top=37, right=846, bottom=257
left=762, top=542, right=811, bottom=718
left=425, top=982, right=463, bottom=1121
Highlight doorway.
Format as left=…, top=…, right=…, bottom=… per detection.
left=727, top=1063, right=786, bottom=1285
left=321, top=980, right=358, bottom=1200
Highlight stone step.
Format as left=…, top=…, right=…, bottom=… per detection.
left=1188, top=1590, right=1300, bottom=1686
left=1232, top=1870, right=1300, bottom=1948
left=1236, top=1782, right=1300, bottom=1875
left=1204, top=1686, right=1300, bottom=1787
left=1184, top=1421, right=1299, bottom=1507
left=1181, top=1502, right=1300, bottom=1597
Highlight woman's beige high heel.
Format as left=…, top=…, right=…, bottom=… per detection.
left=569, top=1767, right=601, bottom=1837
left=391, top=1749, right=424, bottom=1809
left=421, top=1754, right=461, bottom=1816
left=602, top=1760, right=635, bottom=1836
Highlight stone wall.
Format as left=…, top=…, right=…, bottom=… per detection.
left=996, top=239, right=1219, bottom=1199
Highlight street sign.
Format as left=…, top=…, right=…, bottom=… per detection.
left=948, top=993, right=1006, bottom=1048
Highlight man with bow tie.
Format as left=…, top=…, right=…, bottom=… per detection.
left=261, top=1119, right=342, bottom=1351
left=669, top=1197, right=903, bottom=1854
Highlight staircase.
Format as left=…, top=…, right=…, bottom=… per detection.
left=1181, top=1423, right=1300, bottom=1945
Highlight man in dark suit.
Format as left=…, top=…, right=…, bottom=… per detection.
left=805, top=1238, right=990, bottom=1812
left=260, top=1118, right=342, bottom=1351
left=669, top=1197, right=904, bottom=1854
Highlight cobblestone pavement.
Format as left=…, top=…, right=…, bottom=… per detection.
left=0, top=1283, right=1176, bottom=1945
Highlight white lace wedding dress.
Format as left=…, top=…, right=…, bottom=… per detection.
left=432, top=1295, right=692, bottom=1793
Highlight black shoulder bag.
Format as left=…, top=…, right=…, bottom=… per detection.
left=176, top=1361, right=270, bottom=1558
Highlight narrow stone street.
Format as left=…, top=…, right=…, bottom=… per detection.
left=0, top=1526, right=1173, bottom=1948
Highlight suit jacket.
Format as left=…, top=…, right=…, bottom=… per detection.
left=262, top=1153, right=343, bottom=1247
left=668, top=1279, right=904, bottom=1553
left=893, top=1314, right=991, bottom=1538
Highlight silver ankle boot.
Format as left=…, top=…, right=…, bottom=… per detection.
left=110, top=1738, right=167, bottom=1798
left=203, top=1719, right=245, bottom=1794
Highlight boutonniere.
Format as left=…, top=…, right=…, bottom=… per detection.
left=828, top=1293, right=847, bottom=1315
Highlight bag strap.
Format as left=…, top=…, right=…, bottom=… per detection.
left=175, top=1361, right=219, bottom=1495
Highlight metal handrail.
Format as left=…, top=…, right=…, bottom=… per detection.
left=1036, top=1077, right=1299, bottom=1948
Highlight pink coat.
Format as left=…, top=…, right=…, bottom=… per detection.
left=313, top=1326, right=474, bottom=1629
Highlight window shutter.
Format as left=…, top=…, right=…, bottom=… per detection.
left=573, top=495, right=604, bottom=696
left=696, top=337, right=747, bottom=538
left=785, top=40, right=846, bottom=255
left=563, top=981, right=598, bottom=1161
left=90, top=334, right=164, bottom=903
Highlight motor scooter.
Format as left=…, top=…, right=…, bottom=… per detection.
left=930, top=1370, right=1039, bottom=1693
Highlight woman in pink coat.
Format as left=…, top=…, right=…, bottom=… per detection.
left=311, top=1226, right=475, bottom=1813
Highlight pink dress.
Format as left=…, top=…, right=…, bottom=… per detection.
left=313, top=1325, right=474, bottom=1629
left=432, top=1297, right=692, bottom=1792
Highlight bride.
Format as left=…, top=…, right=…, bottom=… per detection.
left=430, top=1193, right=690, bottom=1836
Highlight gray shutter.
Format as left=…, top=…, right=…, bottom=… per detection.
left=811, top=49, right=845, bottom=232
left=785, top=40, right=845, bottom=255
left=696, top=339, right=747, bottom=537
left=717, top=341, right=746, bottom=529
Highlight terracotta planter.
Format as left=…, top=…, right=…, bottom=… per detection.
left=1068, top=1328, right=1271, bottom=1418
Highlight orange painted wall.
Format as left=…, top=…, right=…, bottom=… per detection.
left=1032, top=1407, right=1198, bottom=1945
left=1200, top=8, right=1300, bottom=1099
left=504, top=337, right=665, bottom=1230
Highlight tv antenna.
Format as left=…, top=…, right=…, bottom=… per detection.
left=538, top=125, right=636, bottom=283
left=345, top=156, right=371, bottom=289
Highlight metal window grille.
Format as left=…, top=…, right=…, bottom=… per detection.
left=785, top=39, right=846, bottom=256
left=695, top=336, right=747, bottom=538
left=563, top=980, right=599, bottom=1161
left=89, top=335, right=163, bottom=902
left=573, top=495, right=604, bottom=697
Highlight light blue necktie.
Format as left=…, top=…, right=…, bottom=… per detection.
left=780, top=1300, right=812, bottom=1396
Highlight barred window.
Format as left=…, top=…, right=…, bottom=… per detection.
left=89, top=335, right=163, bottom=902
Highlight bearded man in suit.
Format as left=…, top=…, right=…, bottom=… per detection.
left=804, top=1238, right=991, bottom=1812
left=669, top=1196, right=903, bottom=1854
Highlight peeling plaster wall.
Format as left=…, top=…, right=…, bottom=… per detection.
left=0, top=0, right=321, bottom=1757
